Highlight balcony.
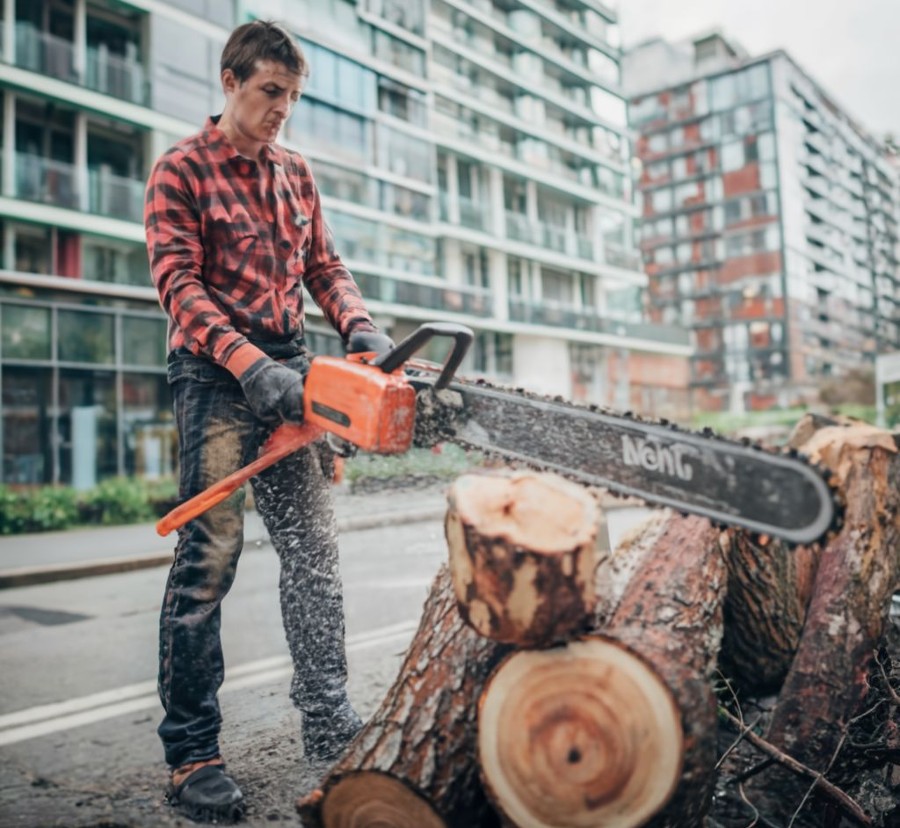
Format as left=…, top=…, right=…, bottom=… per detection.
left=604, top=244, right=642, bottom=271
left=15, top=23, right=75, bottom=83
left=353, top=272, right=493, bottom=317
left=14, top=23, right=149, bottom=106
left=509, top=298, right=689, bottom=346
left=85, top=44, right=148, bottom=106
left=15, top=152, right=144, bottom=223
left=458, top=196, right=493, bottom=233
left=88, top=167, right=145, bottom=224
left=16, top=152, right=79, bottom=210
left=505, top=210, right=540, bottom=245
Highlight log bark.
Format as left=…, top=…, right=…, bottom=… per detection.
left=718, top=530, right=818, bottom=694
left=477, top=512, right=728, bottom=828
left=446, top=471, right=606, bottom=646
left=296, top=565, right=509, bottom=828
left=744, top=421, right=900, bottom=820
left=715, top=413, right=849, bottom=694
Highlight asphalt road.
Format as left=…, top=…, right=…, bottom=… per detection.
left=0, top=507, right=652, bottom=827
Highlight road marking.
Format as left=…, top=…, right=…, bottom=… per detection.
left=0, top=619, right=418, bottom=747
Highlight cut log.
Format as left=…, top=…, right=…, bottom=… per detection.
left=446, top=471, right=606, bottom=646
left=478, top=638, right=683, bottom=828
left=744, top=420, right=900, bottom=819
left=296, top=564, right=509, bottom=828
left=477, top=512, right=727, bottom=828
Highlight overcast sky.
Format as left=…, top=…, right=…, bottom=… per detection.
left=617, top=0, right=900, bottom=141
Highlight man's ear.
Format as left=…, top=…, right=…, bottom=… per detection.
left=221, top=68, right=239, bottom=95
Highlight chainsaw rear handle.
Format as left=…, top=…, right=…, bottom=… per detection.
left=373, top=322, right=473, bottom=389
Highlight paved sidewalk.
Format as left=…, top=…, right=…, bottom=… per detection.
left=0, top=483, right=451, bottom=589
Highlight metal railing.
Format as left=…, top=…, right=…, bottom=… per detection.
left=15, top=23, right=149, bottom=105
left=458, top=197, right=492, bottom=232
left=85, top=44, right=148, bottom=106
left=354, top=272, right=494, bottom=317
left=16, top=152, right=79, bottom=209
left=15, top=23, right=76, bottom=81
left=508, top=298, right=690, bottom=345
left=88, top=167, right=145, bottom=223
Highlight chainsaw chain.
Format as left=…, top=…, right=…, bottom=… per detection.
left=409, top=364, right=845, bottom=546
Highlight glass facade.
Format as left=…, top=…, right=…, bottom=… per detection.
left=0, top=0, right=692, bottom=486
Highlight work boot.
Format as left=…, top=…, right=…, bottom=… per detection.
left=302, top=697, right=363, bottom=764
left=166, top=757, right=245, bottom=823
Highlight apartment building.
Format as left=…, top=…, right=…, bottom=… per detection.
left=623, top=32, right=900, bottom=413
left=0, top=0, right=689, bottom=489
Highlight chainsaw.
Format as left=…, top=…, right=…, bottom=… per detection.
left=156, top=322, right=840, bottom=545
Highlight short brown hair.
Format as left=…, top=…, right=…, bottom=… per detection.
left=220, top=20, right=308, bottom=83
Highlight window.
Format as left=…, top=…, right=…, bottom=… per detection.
left=2, top=304, right=50, bottom=360
left=722, top=139, right=744, bottom=172
left=122, top=316, right=167, bottom=367
left=651, top=188, right=672, bottom=213
left=58, top=310, right=115, bottom=364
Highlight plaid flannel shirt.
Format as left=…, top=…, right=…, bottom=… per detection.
left=144, top=116, right=375, bottom=379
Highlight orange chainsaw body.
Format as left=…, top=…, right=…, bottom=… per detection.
left=303, top=354, right=417, bottom=454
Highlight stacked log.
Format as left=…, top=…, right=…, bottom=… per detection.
left=297, top=417, right=900, bottom=828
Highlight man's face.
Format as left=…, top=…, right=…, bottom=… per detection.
left=222, top=60, right=302, bottom=145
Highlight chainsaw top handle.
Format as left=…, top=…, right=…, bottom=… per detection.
left=372, top=322, right=473, bottom=390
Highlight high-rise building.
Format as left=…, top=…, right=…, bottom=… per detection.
left=0, top=0, right=689, bottom=489
left=624, top=32, right=900, bottom=412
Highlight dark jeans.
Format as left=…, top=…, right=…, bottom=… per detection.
left=158, top=351, right=349, bottom=768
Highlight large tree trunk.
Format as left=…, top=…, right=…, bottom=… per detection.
left=296, top=565, right=509, bottom=828
left=477, top=511, right=728, bottom=828
left=445, top=470, right=605, bottom=646
left=744, top=420, right=900, bottom=820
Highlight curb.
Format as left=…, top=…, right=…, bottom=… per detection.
left=0, top=506, right=447, bottom=591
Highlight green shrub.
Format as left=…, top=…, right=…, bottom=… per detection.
left=28, top=486, right=80, bottom=531
left=0, top=486, right=79, bottom=533
left=0, top=487, right=29, bottom=534
left=82, top=478, right=155, bottom=525
left=344, top=444, right=483, bottom=490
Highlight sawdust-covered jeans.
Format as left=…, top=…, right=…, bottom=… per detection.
left=158, top=349, right=349, bottom=769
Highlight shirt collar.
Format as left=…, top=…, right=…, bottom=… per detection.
left=203, top=115, right=283, bottom=166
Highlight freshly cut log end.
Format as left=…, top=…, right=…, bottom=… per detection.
left=446, top=471, right=604, bottom=646
left=478, top=638, right=683, bottom=828
left=319, top=771, right=447, bottom=828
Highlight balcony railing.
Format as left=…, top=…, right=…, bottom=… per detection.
left=604, top=244, right=642, bottom=271
left=354, top=272, right=494, bottom=317
left=86, top=44, right=149, bottom=106
left=15, top=23, right=150, bottom=105
left=15, top=23, right=76, bottom=82
left=16, top=152, right=79, bottom=210
left=15, top=152, right=144, bottom=222
left=88, top=167, right=145, bottom=224
left=458, top=197, right=492, bottom=232
left=509, top=298, right=689, bottom=346
left=505, top=211, right=539, bottom=245
left=540, top=222, right=568, bottom=254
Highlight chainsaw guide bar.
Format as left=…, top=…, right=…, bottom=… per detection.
left=409, top=366, right=842, bottom=547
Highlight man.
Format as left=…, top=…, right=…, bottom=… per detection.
left=144, top=20, right=392, bottom=823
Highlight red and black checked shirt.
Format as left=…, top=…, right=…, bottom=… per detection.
left=144, top=116, right=375, bottom=379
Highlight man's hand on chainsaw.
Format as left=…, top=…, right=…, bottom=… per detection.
left=238, top=357, right=305, bottom=425
left=346, top=329, right=394, bottom=357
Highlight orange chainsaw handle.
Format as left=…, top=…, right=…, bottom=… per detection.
left=155, top=422, right=324, bottom=536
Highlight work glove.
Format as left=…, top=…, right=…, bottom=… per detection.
left=238, top=357, right=305, bottom=425
left=346, top=329, right=394, bottom=357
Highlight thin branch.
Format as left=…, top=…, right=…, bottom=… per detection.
left=875, top=648, right=900, bottom=705
left=719, top=708, right=872, bottom=826
left=787, top=731, right=846, bottom=827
